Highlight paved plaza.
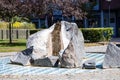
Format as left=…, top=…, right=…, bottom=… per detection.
left=0, top=38, right=120, bottom=80
left=0, top=53, right=104, bottom=75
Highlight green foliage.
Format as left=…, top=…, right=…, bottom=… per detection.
left=12, top=16, right=30, bottom=23
left=81, top=28, right=113, bottom=42
left=0, top=21, right=36, bottom=29
left=30, top=29, right=41, bottom=35
left=0, top=22, right=9, bottom=29
left=13, top=22, right=36, bottom=29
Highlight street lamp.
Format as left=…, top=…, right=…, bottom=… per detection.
left=106, top=0, right=112, bottom=27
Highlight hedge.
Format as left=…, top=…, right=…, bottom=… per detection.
left=29, top=27, right=113, bottom=42
left=0, top=21, right=36, bottom=29
left=30, top=29, right=41, bottom=35
left=80, top=28, right=113, bottom=42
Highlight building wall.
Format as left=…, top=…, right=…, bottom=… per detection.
left=85, top=0, right=120, bottom=37
left=93, top=0, right=100, bottom=10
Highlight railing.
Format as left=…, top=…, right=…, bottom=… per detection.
left=0, top=29, right=30, bottom=40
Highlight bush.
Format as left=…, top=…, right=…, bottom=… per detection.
left=0, top=21, right=36, bottom=29
left=13, top=22, right=36, bottom=29
left=30, top=29, right=41, bottom=35
left=0, top=22, right=9, bottom=29
left=80, top=28, right=113, bottom=42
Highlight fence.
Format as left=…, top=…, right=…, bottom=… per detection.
left=0, top=29, right=30, bottom=40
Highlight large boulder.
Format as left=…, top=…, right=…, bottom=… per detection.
left=59, top=22, right=85, bottom=68
left=103, top=43, right=120, bottom=68
left=25, top=21, right=85, bottom=68
left=27, top=22, right=61, bottom=58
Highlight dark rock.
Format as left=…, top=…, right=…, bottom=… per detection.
left=31, top=56, right=59, bottom=67
left=82, top=59, right=96, bottom=69
left=10, top=46, right=33, bottom=66
left=116, top=44, right=120, bottom=47
left=22, top=46, right=33, bottom=55
left=103, top=43, right=120, bottom=68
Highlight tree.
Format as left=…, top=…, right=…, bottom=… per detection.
left=43, top=0, right=89, bottom=20
left=0, top=0, right=44, bottom=43
left=0, top=0, right=91, bottom=43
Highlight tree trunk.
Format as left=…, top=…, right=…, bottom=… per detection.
left=9, top=22, right=12, bottom=44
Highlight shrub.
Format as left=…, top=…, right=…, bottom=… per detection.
left=30, top=29, right=41, bottom=35
left=13, top=22, right=21, bottom=28
left=13, top=22, right=36, bottom=29
left=80, top=28, right=113, bottom=42
left=0, top=21, right=36, bottom=29
left=0, top=22, right=9, bottom=29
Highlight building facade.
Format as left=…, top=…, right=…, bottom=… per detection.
left=32, top=0, right=120, bottom=37
left=31, top=9, right=75, bottom=29
left=85, top=0, right=120, bottom=37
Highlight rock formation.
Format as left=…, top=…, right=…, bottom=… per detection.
left=103, top=43, right=120, bottom=68
left=11, top=21, right=85, bottom=68
left=30, top=56, right=59, bottom=67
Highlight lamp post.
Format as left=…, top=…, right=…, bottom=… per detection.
left=106, top=0, right=112, bottom=27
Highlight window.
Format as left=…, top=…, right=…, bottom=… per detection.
left=110, top=18, right=115, bottom=23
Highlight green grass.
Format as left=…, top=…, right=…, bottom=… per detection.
left=0, top=39, right=26, bottom=52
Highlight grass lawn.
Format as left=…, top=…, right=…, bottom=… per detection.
left=0, top=39, right=107, bottom=52
left=0, top=39, right=26, bottom=52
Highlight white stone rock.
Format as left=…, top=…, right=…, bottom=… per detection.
left=59, top=22, right=85, bottom=68
left=26, top=21, right=85, bottom=68
left=27, top=24, right=55, bottom=58
left=103, top=43, right=120, bottom=68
